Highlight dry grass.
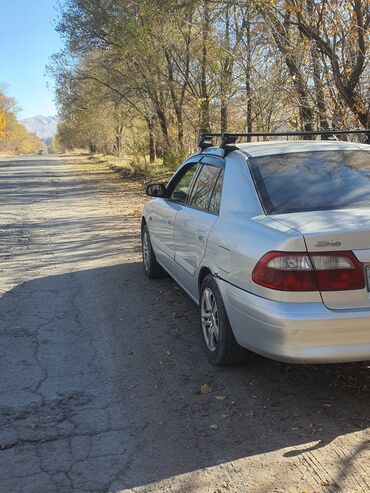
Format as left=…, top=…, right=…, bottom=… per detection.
left=88, top=153, right=174, bottom=183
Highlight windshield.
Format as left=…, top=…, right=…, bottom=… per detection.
left=249, top=150, right=370, bottom=214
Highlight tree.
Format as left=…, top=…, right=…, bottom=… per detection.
left=0, top=87, right=45, bottom=155
left=292, top=0, right=369, bottom=127
left=51, top=0, right=369, bottom=169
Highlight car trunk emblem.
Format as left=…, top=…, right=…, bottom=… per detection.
left=315, top=240, right=342, bottom=247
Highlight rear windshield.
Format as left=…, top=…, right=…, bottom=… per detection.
left=249, top=150, right=370, bottom=214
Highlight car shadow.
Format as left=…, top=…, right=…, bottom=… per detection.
left=1, top=261, right=369, bottom=493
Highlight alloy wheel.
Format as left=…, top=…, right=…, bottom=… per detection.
left=142, top=230, right=150, bottom=271
left=201, top=287, right=220, bottom=351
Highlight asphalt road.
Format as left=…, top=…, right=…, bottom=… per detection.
left=0, top=155, right=369, bottom=493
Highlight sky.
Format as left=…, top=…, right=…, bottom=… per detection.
left=0, top=0, right=63, bottom=118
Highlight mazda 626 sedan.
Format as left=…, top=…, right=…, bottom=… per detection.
left=141, top=136, right=370, bottom=365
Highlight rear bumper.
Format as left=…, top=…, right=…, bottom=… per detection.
left=217, top=279, right=370, bottom=363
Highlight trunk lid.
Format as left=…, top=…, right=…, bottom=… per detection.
left=271, top=210, right=370, bottom=309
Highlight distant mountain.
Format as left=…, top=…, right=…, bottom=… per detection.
left=21, top=115, right=58, bottom=140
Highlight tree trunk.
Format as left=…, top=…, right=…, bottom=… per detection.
left=165, top=50, right=184, bottom=150
left=266, top=9, right=314, bottom=136
left=245, top=10, right=252, bottom=140
left=220, top=3, right=230, bottom=133
left=307, top=1, right=329, bottom=133
left=145, top=116, right=155, bottom=163
left=284, top=55, right=313, bottom=134
left=295, top=0, right=369, bottom=128
left=200, top=0, right=211, bottom=134
left=114, top=124, right=123, bottom=156
left=220, top=64, right=233, bottom=133
left=156, top=107, right=170, bottom=149
left=220, top=77, right=228, bottom=133
left=311, top=46, right=329, bottom=132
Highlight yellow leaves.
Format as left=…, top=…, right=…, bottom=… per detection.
left=0, top=110, right=7, bottom=138
left=0, top=103, right=44, bottom=156
left=23, top=142, right=33, bottom=154
left=260, top=0, right=278, bottom=7
left=196, top=97, right=207, bottom=109
left=200, top=385, right=227, bottom=400
left=286, top=74, right=297, bottom=84
left=285, top=3, right=303, bottom=14
left=168, top=126, right=178, bottom=139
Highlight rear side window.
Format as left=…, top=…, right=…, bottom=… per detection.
left=249, top=150, right=370, bottom=214
left=209, top=170, right=224, bottom=214
left=189, top=165, right=220, bottom=211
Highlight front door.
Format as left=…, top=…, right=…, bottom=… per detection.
left=149, top=162, right=199, bottom=273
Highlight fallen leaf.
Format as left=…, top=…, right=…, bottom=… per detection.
left=200, top=383, right=213, bottom=395
left=210, top=424, right=219, bottom=430
left=215, top=395, right=226, bottom=400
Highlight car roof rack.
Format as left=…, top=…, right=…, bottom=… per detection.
left=198, top=133, right=223, bottom=150
left=198, top=129, right=370, bottom=154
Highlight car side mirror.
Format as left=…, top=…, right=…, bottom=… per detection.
left=146, top=183, right=168, bottom=198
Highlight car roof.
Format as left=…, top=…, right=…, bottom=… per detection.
left=237, top=140, right=370, bottom=157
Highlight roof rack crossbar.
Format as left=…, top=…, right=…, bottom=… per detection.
left=199, top=130, right=370, bottom=152
left=221, top=130, right=370, bottom=140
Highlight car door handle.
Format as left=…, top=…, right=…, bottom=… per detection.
left=197, top=230, right=206, bottom=243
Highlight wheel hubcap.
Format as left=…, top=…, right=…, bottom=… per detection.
left=201, top=288, right=220, bottom=352
left=142, top=231, right=150, bottom=270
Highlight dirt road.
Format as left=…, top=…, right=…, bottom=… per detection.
left=0, top=156, right=369, bottom=493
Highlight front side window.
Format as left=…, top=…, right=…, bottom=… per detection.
left=189, top=165, right=221, bottom=211
left=170, top=164, right=198, bottom=203
left=249, top=150, right=370, bottom=214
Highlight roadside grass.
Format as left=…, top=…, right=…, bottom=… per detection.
left=88, top=153, right=174, bottom=183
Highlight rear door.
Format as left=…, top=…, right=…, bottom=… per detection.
left=174, top=156, right=224, bottom=297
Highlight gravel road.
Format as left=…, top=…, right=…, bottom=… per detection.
left=0, top=155, right=369, bottom=493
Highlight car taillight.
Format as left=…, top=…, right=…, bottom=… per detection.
left=310, top=252, right=365, bottom=291
left=252, top=251, right=364, bottom=292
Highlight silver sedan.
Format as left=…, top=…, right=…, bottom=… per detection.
left=141, top=138, right=370, bottom=365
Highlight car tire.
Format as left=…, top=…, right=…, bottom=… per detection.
left=142, top=223, right=166, bottom=279
left=200, top=274, right=248, bottom=366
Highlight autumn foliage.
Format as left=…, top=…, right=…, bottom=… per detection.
left=0, top=88, right=45, bottom=155
left=50, top=0, right=369, bottom=165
